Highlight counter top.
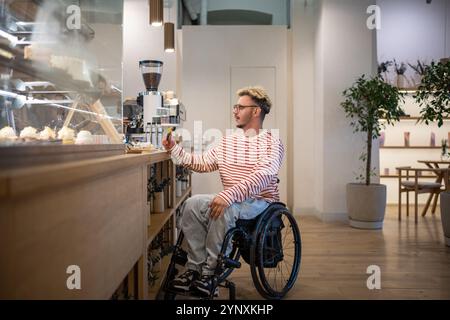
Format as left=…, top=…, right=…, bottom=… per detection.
left=0, top=150, right=171, bottom=199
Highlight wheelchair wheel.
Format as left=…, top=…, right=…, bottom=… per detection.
left=250, top=207, right=301, bottom=299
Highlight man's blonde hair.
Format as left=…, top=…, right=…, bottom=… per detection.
left=237, top=86, right=272, bottom=116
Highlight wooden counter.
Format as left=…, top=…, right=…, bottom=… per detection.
left=0, top=150, right=172, bottom=299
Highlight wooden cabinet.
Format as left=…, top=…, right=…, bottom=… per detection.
left=0, top=150, right=191, bottom=299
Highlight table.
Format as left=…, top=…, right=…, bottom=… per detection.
left=417, top=160, right=450, bottom=216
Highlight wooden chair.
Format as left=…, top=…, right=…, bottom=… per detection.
left=396, top=167, right=449, bottom=223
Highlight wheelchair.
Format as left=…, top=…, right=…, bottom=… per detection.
left=161, top=202, right=302, bottom=300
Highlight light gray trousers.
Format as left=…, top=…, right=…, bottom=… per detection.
left=180, top=194, right=269, bottom=276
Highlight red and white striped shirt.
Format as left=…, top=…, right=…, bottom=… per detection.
left=170, top=130, right=284, bottom=206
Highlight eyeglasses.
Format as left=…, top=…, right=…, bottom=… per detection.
left=232, top=104, right=260, bottom=113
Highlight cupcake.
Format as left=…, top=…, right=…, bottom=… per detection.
left=75, top=130, right=94, bottom=145
left=0, top=126, right=17, bottom=141
left=57, top=126, right=75, bottom=144
left=38, top=126, right=56, bottom=141
left=19, top=126, right=38, bottom=140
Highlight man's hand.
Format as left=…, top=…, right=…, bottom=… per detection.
left=209, top=196, right=229, bottom=220
left=162, top=134, right=175, bottom=151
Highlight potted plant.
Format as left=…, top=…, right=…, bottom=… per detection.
left=341, top=75, right=405, bottom=229
left=377, top=60, right=393, bottom=85
left=408, top=60, right=427, bottom=89
left=415, top=59, right=450, bottom=246
left=148, top=177, right=171, bottom=213
left=393, top=59, right=410, bottom=89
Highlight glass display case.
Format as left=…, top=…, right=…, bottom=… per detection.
left=0, top=0, right=124, bottom=151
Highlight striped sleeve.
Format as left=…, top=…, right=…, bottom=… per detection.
left=217, top=138, right=284, bottom=206
left=170, top=143, right=219, bottom=173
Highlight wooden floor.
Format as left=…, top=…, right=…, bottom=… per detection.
left=224, top=205, right=450, bottom=300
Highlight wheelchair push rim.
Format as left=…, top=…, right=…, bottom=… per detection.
left=250, top=208, right=302, bottom=299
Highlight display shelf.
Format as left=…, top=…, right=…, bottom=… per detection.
left=380, top=146, right=440, bottom=149
left=380, top=175, right=437, bottom=179
left=380, top=117, right=450, bottom=121
left=175, top=186, right=192, bottom=208
left=148, top=208, right=173, bottom=246
left=148, top=254, right=172, bottom=300
left=144, top=155, right=191, bottom=299
left=379, top=91, right=450, bottom=204
left=159, top=123, right=181, bottom=127
left=147, top=186, right=191, bottom=246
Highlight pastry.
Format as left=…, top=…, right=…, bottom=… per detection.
left=0, top=126, right=17, bottom=141
left=57, top=126, right=75, bottom=144
left=75, top=130, right=94, bottom=145
left=38, top=126, right=56, bottom=141
left=19, top=126, right=38, bottom=140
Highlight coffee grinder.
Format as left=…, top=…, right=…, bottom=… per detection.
left=137, top=60, right=164, bottom=147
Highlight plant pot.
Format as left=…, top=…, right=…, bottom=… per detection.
left=397, top=74, right=408, bottom=89
left=411, top=74, right=422, bottom=89
left=176, top=179, right=182, bottom=197
left=346, top=183, right=387, bottom=229
left=153, top=191, right=165, bottom=213
left=440, top=192, right=450, bottom=246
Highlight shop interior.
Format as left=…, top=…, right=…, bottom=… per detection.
left=0, top=0, right=449, bottom=300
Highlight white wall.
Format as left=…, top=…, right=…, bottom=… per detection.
left=291, top=0, right=319, bottom=213
left=377, top=0, right=450, bottom=83
left=181, top=26, right=289, bottom=203
left=291, top=0, right=378, bottom=220
left=123, top=0, right=178, bottom=99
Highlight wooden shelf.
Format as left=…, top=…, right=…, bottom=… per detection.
left=147, top=254, right=172, bottom=300
left=380, top=175, right=437, bottom=179
left=379, top=117, right=450, bottom=121
left=380, top=146, right=440, bottom=149
left=147, top=186, right=192, bottom=246
left=148, top=208, right=173, bottom=245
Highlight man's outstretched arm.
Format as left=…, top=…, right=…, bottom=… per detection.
left=163, top=136, right=219, bottom=173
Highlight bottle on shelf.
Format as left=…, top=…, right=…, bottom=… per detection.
left=151, top=124, right=157, bottom=147
left=157, top=125, right=163, bottom=149
left=145, top=122, right=151, bottom=143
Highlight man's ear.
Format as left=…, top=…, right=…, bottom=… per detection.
left=254, top=107, right=261, bottom=118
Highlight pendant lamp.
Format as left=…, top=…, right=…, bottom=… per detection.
left=164, top=22, right=175, bottom=52
left=149, top=0, right=163, bottom=26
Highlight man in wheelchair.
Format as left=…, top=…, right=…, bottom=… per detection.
left=162, top=86, right=284, bottom=297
